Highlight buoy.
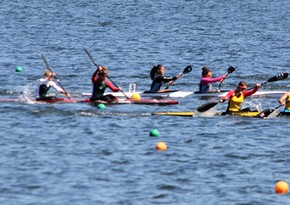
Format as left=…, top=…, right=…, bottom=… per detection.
left=149, top=129, right=160, bottom=137
left=15, top=66, right=23, bottom=72
left=97, top=103, right=106, bottom=110
left=275, top=180, right=289, bottom=194
left=131, top=92, right=141, bottom=100
left=156, top=142, right=167, bottom=151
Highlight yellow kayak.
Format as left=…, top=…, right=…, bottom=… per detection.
left=153, top=111, right=290, bottom=117
left=153, top=111, right=265, bottom=117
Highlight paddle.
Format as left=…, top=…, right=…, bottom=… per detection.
left=258, top=105, right=283, bottom=118
left=197, top=72, right=289, bottom=113
left=218, top=66, right=236, bottom=90
left=41, top=53, right=70, bottom=99
left=82, top=47, right=130, bottom=99
left=249, top=72, right=289, bottom=89
left=164, top=65, right=192, bottom=90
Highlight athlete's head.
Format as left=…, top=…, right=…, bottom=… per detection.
left=201, top=66, right=212, bottom=77
left=98, top=66, right=108, bottom=77
left=237, top=81, right=247, bottom=91
left=44, top=69, right=53, bottom=78
left=150, top=64, right=164, bottom=80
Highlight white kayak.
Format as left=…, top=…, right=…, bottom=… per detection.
left=82, top=90, right=193, bottom=98
left=192, top=90, right=286, bottom=97
left=81, top=90, right=286, bottom=98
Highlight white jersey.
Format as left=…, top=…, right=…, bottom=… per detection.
left=36, top=77, right=63, bottom=98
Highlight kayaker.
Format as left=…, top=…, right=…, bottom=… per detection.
left=36, top=69, right=71, bottom=100
left=278, top=92, right=290, bottom=112
left=149, top=64, right=182, bottom=92
left=90, top=66, right=122, bottom=102
left=219, top=81, right=261, bottom=113
left=199, top=66, right=227, bottom=93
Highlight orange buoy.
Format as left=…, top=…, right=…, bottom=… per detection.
left=275, top=180, right=289, bottom=194
left=156, top=142, right=167, bottom=151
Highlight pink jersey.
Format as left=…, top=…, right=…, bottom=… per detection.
left=199, top=75, right=225, bottom=93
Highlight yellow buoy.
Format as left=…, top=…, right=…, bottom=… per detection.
left=131, top=92, right=141, bottom=100
left=275, top=180, right=289, bottom=194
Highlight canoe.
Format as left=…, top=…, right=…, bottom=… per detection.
left=81, top=90, right=286, bottom=98
left=0, top=97, right=179, bottom=105
left=153, top=111, right=290, bottom=117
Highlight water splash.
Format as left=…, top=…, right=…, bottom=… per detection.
left=195, top=108, right=217, bottom=117
left=19, top=83, right=36, bottom=104
left=242, top=99, right=262, bottom=112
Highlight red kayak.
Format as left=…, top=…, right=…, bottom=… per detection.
left=0, top=97, right=179, bottom=105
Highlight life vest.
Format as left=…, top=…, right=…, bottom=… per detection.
left=227, top=92, right=245, bottom=112
left=150, top=81, right=162, bottom=92
left=150, top=75, right=172, bottom=92
left=199, top=84, right=212, bottom=93
left=39, top=84, right=50, bottom=97
left=91, top=80, right=107, bottom=99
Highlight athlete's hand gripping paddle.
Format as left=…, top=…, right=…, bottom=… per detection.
left=165, top=65, right=192, bottom=90
left=218, top=66, right=236, bottom=90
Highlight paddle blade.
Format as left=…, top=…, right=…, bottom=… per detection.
left=258, top=105, right=282, bottom=118
left=197, top=101, right=219, bottom=112
left=183, top=65, right=192, bottom=74
left=227, top=66, right=235, bottom=74
left=258, top=109, right=273, bottom=118
left=267, top=72, right=288, bottom=83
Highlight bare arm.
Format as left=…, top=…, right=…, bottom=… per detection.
left=279, top=92, right=290, bottom=106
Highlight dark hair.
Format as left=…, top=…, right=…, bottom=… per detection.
left=201, top=66, right=211, bottom=77
left=150, top=64, right=163, bottom=80
left=98, top=66, right=108, bottom=77
left=238, top=81, right=247, bottom=87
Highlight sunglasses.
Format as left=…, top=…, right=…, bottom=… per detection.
left=239, top=86, right=247, bottom=90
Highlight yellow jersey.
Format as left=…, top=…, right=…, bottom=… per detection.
left=227, top=93, right=245, bottom=112
left=286, top=95, right=290, bottom=110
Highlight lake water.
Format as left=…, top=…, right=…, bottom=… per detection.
left=0, top=0, right=290, bottom=204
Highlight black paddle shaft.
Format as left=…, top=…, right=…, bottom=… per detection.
left=165, top=65, right=192, bottom=89
left=41, top=54, right=70, bottom=98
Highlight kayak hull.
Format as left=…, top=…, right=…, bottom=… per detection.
left=82, top=90, right=286, bottom=98
left=153, top=111, right=290, bottom=117
left=82, top=90, right=193, bottom=98
left=0, top=98, right=179, bottom=105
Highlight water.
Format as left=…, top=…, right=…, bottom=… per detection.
left=0, top=0, right=290, bottom=204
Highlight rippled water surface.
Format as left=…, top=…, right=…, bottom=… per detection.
left=1, top=0, right=290, bottom=204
